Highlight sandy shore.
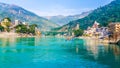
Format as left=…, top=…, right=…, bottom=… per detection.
left=0, top=32, right=18, bottom=38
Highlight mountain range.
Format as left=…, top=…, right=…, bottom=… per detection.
left=45, top=11, right=91, bottom=26
left=55, top=0, right=120, bottom=32
left=0, top=2, right=58, bottom=31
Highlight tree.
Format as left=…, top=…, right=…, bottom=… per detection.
left=73, top=29, right=84, bottom=37
left=1, top=17, right=11, bottom=32
left=15, top=24, right=38, bottom=35
left=28, top=24, right=37, bottom=35
left=0, top=25, right=4, bottom=32
left=15, top=24, right=28, bottom=33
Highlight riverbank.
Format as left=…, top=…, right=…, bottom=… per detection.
left=78, top=36, right=120, bottom=45
left=77, top=36, right=110, bottom=44
left=0, top=32, right=18, bottom=38
left=0, top=32, right=38, bottom=38
left=0, top=33, right=116, bottom=45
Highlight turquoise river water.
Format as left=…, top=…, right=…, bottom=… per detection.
left=0, top=37, right=120, bottom=68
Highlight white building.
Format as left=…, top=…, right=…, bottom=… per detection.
left=14, top=20, right=22, bottom=25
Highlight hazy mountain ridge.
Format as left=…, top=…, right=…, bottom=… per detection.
left=0, top=2, right=58, bottom=31
left=45, top=11, right=92, bottom=26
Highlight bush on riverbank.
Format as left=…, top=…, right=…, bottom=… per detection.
left=73, top=29, right=84, bottom=37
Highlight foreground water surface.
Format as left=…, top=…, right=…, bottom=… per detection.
left=0, top=37, right=120, bottom=68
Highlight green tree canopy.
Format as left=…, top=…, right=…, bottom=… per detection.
left=15, top=24, right=28, bottom=33
left=28, top=24, right=37, bottom=35
left=73, top=29, right=83, bottom=37
left=1, top=17, right=12, bottom=32
left=0, top=25, right=4, bottom=32
left=15, top=24, right=38, bottom=35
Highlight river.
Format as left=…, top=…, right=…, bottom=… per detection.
left=0, top=37, right=120, bottom=68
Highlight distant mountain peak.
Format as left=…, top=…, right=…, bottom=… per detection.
left=0, top=2, right=58, bottom=31
left=45, top=11, right=92, bottom=26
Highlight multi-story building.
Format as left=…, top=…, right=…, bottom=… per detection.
left=13, top=20, right=22, bottom=25
left=108, top=23, right=120, bottom=33
left=108, top=23, right=120, bottom=42
left=96, top=27, right=108, bottom=38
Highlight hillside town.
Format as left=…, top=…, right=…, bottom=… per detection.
left=83, top=21, right=120, bottom=44
left=54, top=20, right=120, bottom=44
left=0, top=17, right=41, bottom=37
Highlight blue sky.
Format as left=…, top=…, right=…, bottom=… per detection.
left=0, top=0, right=113, bottom=16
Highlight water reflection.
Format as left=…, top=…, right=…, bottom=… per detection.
left=80, top=38, right=120, bottom=67
left=0, top=37, right=39, bottom=53
left=0, top=38, right=17, bottom=53
left=109, top=45, right=120, bottom=62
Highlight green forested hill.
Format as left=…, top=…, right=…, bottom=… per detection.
left=58, top=0, right=120, bottom=31
left=0, top=3, right=58, bottom=31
